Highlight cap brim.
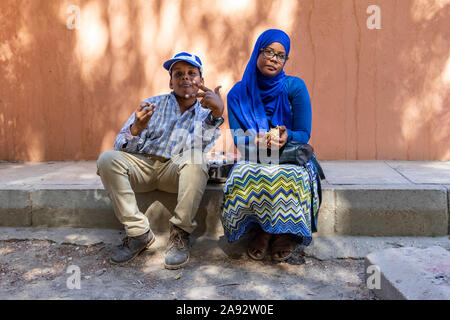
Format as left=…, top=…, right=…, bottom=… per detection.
left=163, top=58, right=202, bottom=73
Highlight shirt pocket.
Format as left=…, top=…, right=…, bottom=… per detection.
left=146, top=116, right=164, bottom=140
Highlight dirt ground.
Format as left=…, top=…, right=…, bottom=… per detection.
left=0, top=232, right=376, bottom=300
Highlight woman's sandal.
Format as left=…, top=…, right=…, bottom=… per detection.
left=247, top=231, right=272, bottom=261
left=271, top=234, right=296, bottom=262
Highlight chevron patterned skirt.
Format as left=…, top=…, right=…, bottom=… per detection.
left=221, top=162, right=319, bottom=246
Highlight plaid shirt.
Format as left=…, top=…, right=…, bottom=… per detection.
left=114, top=92, right=221, bottom=159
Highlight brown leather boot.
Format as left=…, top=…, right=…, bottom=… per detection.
left=164, top=225, right=191, bottom=270
left=110, top=229, right=155, bottom=264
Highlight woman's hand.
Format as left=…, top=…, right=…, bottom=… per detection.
left=268, top=126, right=288, bottom=150
left=130, top=102, right=156, bottom=136
left=254, top=131, right=270, bottom=149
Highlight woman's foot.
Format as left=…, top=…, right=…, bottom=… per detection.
left=247, top=230, right=272, bottom=260
left=271, top=234, right=296, bottom=262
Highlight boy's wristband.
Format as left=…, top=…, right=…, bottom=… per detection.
left=206, top=112, right=224, bottom=127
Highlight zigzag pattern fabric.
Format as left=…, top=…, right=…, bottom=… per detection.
left=221, top=161, right=318, bottom=246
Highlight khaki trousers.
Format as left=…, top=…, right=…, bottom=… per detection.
left=97, top=150, right=209, bottom=237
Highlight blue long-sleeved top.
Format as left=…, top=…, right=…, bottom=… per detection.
left=227, top=75, right=312, bottom=146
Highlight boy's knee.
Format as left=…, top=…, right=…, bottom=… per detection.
left=97, top=150, right=121, bottom=175
left=179, top=163, right=209, bottom=181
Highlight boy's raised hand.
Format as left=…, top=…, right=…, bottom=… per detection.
left=130, top=102, right=156, bottom=136
left=185, top=81, right=224, bottom=118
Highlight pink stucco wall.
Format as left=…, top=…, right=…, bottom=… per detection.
left=1, top=0, right=449, bottom=161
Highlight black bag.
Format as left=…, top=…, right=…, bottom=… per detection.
left=279, top=141, right=326, bottom=180
left=279, top=141, right=314, bottom=166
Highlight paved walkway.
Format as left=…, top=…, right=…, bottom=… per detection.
left=1, top=160, right=450, bottom=187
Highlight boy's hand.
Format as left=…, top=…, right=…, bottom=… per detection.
left=130, top=102, right=156, bottom=136
left=186, top=81, right=224, bottom=118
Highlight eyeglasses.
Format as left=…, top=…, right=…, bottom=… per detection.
left=259, top=48, right=288, bottom=63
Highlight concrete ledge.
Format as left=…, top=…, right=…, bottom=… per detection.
left=0, top=188, right=32, bottom=227
left=365, top=246, right=450, bottom=300
left=1, top=161, right=449, bottom=237
left=31, top=188, right=121, bottom=230
left=0, top=184, right=448, bottom=237
left=446, top=185, right=450, bottom=234
left=333, top=185, right=448, bottom=236
left=315, top=189, right=335, bottom=236
left=0, top=185, right=226, bottom=235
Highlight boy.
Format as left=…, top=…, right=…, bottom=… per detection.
left=97, top=52, right=224, bottom=269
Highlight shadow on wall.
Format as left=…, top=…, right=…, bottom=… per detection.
left=397, top=0, right=450, bottom=160
left=0, top=0, right=449, bottom=161
left=288, top=0, right=450, bottom=160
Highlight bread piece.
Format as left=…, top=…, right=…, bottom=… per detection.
left=267, top=126, right=280, bottom=139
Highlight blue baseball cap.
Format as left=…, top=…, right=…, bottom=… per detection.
left=163, top=52, right=203, bottom=75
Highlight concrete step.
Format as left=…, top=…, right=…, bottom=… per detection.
left=365, top=246, right=450, bottom=300
left=1, top=161, right=449, bottom=236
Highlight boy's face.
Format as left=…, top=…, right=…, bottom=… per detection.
left=169, top=61, right=204, bottom=98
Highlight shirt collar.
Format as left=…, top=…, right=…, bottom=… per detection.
left=170, top=92, right=199, bottom=115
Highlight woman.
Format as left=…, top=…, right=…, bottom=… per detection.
left=221, top=29, right=319, bottom=262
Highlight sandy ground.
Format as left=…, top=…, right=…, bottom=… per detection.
left=0, top=229, right=376, bottom=300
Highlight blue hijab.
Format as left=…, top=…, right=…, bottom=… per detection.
left=228, top=29, right=292, bottom=133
